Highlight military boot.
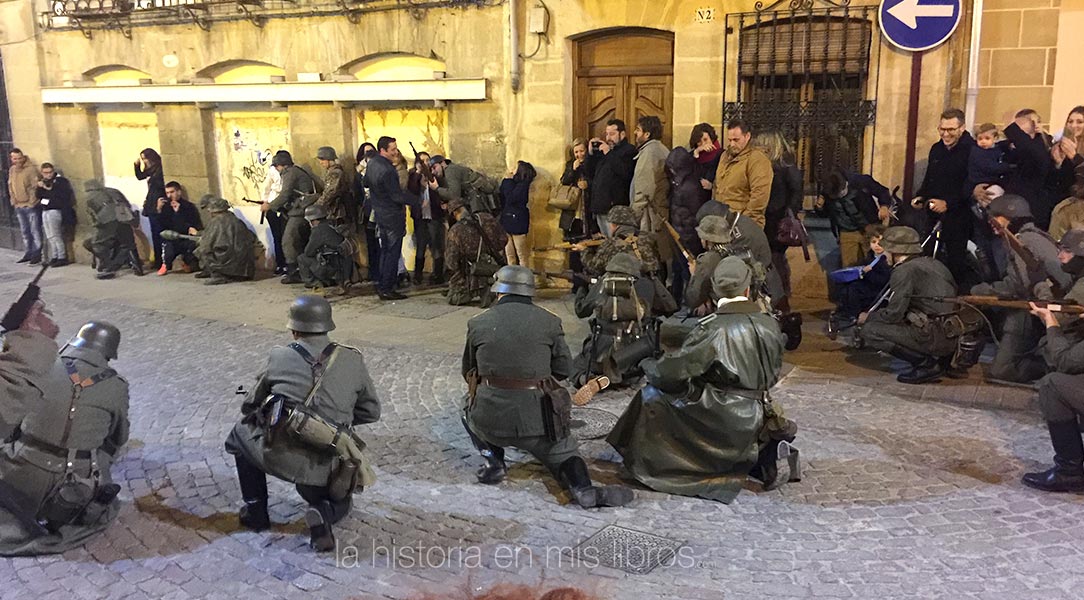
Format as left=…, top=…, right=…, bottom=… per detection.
left=558, top=456, right=633, bottom=508
left=1022, top=420, right=1084, bottom=493
left=280, top=265, right=302, bottom=284
left=888, top=345, right=943, bottom=384
left=129, top=251, right=144, bottom=276
left=461, top=415, right=506, bottom=484
left=235, top=456, right=270, bottom=531
left=304, top=501, right=336, bottom=552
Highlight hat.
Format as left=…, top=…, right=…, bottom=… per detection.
left=287, top=295, right=335, bottom=333
left=696, top=200, right=730, bottom=224
left=1060, top=228, right=1084, bottom=258
left=271, top=150, right=293, bottom=167
left=490, top=265, right=535, bottom=297
left=696, top=215, right=733, bottom=244
left=605, top=252, right=641, bottom=276
left=447, top=197, right=468, bottom=213
left=428, top=155, right=447, bottom=167
left=880, top=226, right=923, bottom=255
left=988, top=194, right=1032, bottom=219
left=607, top=205, right=637, bottom=227
left=208, top=197, right=231, bottom=213
left=711, top=256, right=752, bottom=299
left=316, top=146, right=338, bottom=161
left=304, top=204, right=328, bottom=222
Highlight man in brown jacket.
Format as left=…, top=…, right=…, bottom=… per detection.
left=8, top=149, right=42, bottom=264
left=712, top=121, right=774, bottom=228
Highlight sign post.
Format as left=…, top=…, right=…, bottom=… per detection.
left=879, top=0, right=963, bottom=200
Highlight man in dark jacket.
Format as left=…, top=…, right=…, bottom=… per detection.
left=858, top=226, right=959, bottom=384
left=584, top=119, right=637, bottom=233
left=297, top=204, right=351, bottom=292
left=262, top=151, right=319, bottom=285
left=364, top=136, right=412, bottom=300
left=225, top=296, right=380, bottom=551
left=408, top=152, right=445, bottom=284
left=914, top=108, right=977, bottom=289
left=461, top=265, right=633, bottom=508
left=34, top=163, right=75, bottom=267
left=1001, top=109, right=1056, bottom=229
left=157, top=181, right=203, bottom=275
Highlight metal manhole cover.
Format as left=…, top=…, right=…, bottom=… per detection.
left=567, top=525, right=685, bottom=575
left=570, top=407, right=618, bottom=440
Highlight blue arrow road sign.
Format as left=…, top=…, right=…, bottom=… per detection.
left=879, top=0, right=962, bottom=52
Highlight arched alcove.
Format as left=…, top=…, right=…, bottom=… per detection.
left=196, top=60, right=285, bottom=84
left=338, top=53, right=447, bottom=82
left=84, top=65, right=153, bottom=86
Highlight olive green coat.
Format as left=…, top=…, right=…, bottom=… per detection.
left=196, top=211, right=257, bottom=279
left=608, top=300, right=785, bottom=503
left=0, top=339, right=130, bottom=556
left=225, top=334, right=381, bottom=487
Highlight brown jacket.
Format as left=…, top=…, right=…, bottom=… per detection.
left=712, top=147, right=773, bottom=227
left=7, top=163, right=38, bottom=209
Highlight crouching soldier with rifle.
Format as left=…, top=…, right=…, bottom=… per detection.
left=607, top=257, right=799, bottom=502
left=225, top=296, right=380, bottom=551
left=189, top=196, right=257, bottom=286
left=460, top=266, right=633, bottom=509
left=1, top=299, right=130, bottom=556
left=856, top=226, right=961, bottom=384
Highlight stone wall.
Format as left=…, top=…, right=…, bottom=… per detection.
left=976, top=0, right=1061, bottom=127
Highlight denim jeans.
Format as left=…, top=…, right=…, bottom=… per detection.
left=15, top=207, right=42, bottom=256
left=377, top=226, right=404, bottom=294
left=41, top=210, right=66, bottom=260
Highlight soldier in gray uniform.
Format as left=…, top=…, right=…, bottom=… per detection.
left=261, top=151, right=319, bottom=285
left=225, top=296, right=380, bottom=551
left=970, top=195, right=1073, bottom=383
left=461, top=266, right=633, bottom=508
left=858, top=226, right=959, bottom=384
left=297, top=204, right=352, bottom=292
left=1021, top=299, right=1084, bottom=492
left=0, top=313, right=130, bottom=556
left=82, top=179, right=142, bottom=280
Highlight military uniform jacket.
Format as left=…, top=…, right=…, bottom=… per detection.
left=0, top=345, right=130, bottom=556
left=684, top=249, right=724, bottom=310
left=463, top=296, right=573, bottom=438
left=583, top=226, right=661, bottom=276
left=0, top=333, right=58, bottom=441
left=1043, top=324, right=1084, bottom=375
left=446, top=213, right=509, bottom=285
left=971, top=223, right=1071, bottom=298
left=196, top=212, right=257, bottom=279
left=225, top=334, right=380, bottom=487
left=269, top=166, right=318, bottom=217
left=868, top=256, right=957, bottom=325
left=316, top=163, right=351, bottom=221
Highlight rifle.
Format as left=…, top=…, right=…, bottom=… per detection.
left=161, top=230, right=202, bottom=243
left=991, top=217, right=1042, bottom=273
left=663, top=222, right=695, bottom=264
left=933, top=295, right=1084, bottom=314
left=1, top=264, right=49, bottom=333
left=242, top=197, right=266, bottom=225
left=534, top=236, right=606, bottom=252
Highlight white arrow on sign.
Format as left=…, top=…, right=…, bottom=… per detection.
left=888, top=0, right=955, bottom=30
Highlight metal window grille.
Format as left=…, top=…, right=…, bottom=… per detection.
left=0, top=51, right=16, bottom=231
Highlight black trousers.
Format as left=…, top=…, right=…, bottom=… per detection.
left=413, top=218, right=446, bottom=280
left=266, top=210, right=287, bottom=270
left=933, top=214, right=976, bottom=291
left=234, top=454, right=351, bottom=524
left=162, top=238, right=199, bottom=270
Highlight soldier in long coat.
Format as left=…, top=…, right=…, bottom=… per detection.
left=608, top=257, right=792, bottom=503
left=82, top=179, right=141, bottom=279
left=445, top=198, right=508, bottom=306
left=225, top=296, right=380, bottom=551
left=194, top=197, right=256, bottom=285
left=1, top=310, right=130, bottom=556
left=461, top=266, right=633, bottom=508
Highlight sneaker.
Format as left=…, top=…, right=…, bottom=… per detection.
left=156, top=264, right=168, bottom=276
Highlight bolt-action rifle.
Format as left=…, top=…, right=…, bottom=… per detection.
left=534, top=235, right=606, bottom=252
left=1, top=264, right=49, bottom=333
left=927, top=295, right=1084, bottom=314
left=664, top=222, right=695, bottom=264
left=242, top=197, right=266, bottom=225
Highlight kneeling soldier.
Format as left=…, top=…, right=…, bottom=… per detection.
left=297, top=205, right=352, bottom=292
left=225, top=296, right=380, bottom=551
left=461, top=266, right=633, bottom=508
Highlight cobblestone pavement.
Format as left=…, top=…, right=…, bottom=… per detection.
left=2, top=252, right=1084, bottom=600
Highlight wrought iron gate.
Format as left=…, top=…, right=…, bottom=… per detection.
left=722, top=0, right=880, bottom=191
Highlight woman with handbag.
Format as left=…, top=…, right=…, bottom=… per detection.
left=754, top=131, right=804, bottom=309
left=554, top=139, right=589, bottom=280
left=500, top=161, right=537, bottom=266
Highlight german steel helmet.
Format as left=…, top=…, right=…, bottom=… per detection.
left=316, top=146, right=338, bottom=161
left=696, top=215, right=733, bottom=244
left=1060, top=228, right=1084, bottom=258
left=208, top=197, right=231, bottom=213
left=67, top=321, right=121, bottom=360
left=880, top=226, right=923, bottom=255
left=490, top=265, right=536, bottom=297
left=287, top=295, right=336, bottom=333
left=304, top=204, right=328, bottom=222
left=605, top=252, right=642, bottom=276
left=988, top=194, right=1032, bottom=219
left=607, top=205, right=637, bottom=228
left=271, top=150, right=293, bottom=167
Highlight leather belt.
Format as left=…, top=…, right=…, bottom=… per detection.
left=481, top=376, right=540, bottom=390
left=21, top=435, right=92, bottom=460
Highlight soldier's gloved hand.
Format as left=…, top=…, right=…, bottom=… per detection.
left=20, top=300, right=60, bottom=340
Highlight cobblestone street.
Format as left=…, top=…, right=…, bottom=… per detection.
left=3, top=249, right=1084, bottom=600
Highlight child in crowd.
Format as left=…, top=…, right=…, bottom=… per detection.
left=827, top=224, right=891, bottom=336
left=967, top=123, right=1013, bottom=192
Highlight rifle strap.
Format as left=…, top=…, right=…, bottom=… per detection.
left=289, top=342, right=339, bottom=409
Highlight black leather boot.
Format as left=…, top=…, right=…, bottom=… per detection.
left=1023, top=420, right=1084, bottom=492
left=461, top=415, right=506, bottom=484
left=888, top=344, right=943, bottom=384
left=557, top=456, right=633, bottom=508
left=235, top=456, right=270, bottom=531
left=280, top=265, right=302, bottom=284
left=305, top=501, right=336, bottom=552
left=129, top=251, right=144, bottom=276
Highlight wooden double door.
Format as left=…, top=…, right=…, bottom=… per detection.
left=573, top=29, right=675, bottom=147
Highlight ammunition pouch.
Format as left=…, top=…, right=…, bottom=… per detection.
left=539, top=377, right=572, bottom=442
left=941, top=306, right=985, bottom=339
left=905, top=311, right=930, bottom=329
left=283, top=407, right=374, bottom=499
left=602, top=276, right=633, bottom=298
left=612, top=328, right=658, bottom=373
left=953, top=333, right=986, bottom=369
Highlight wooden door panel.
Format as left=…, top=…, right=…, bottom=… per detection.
left=577, top=76, right=623, bottom=140
left=628, top=75, right=674, bottom=147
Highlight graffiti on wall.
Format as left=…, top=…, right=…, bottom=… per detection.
left=214, top=112, right=290, bottom=203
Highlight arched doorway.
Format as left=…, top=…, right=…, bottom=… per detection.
left=573, top=28, right=674, bottom=147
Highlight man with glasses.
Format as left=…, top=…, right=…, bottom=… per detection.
left=913, top=108, right=977, bottom=289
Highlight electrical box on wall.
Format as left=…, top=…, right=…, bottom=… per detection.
left=528, top=3, right=549, bottom=34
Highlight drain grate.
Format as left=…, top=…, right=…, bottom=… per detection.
left=570, top=407, right=618, bottom=440
left=567, top=524, right=685, bottom=575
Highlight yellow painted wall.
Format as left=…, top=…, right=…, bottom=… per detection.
left=97, top=111, right=161, bottom=259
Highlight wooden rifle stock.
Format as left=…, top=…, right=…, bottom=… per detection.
left=664, top=222, right=695, bottom=264
left=534, top=236, right=606, bottom=252
left=951, top=295, right=1084, bottom=314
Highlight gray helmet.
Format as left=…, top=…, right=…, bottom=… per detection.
left=304, top=204, right=328, bottom=222
left=208, top=198, right=231, bottom=213
left=607, top=205, right=638, bottom=228
left=989, top=194, right=1032, bottom=219
left=271, top=150, right=293, bottom=167
left=316, top=146, right=338, bottom=161
left=880, top=226, right=923, bottom=255
left=696, top=215, right=733, bottom=244
left=428, top=155, right=447, bottom=167
left=66, top=321, right=121, bottom=361
left=1060, top=228, right=1084, bottom=258
left=490, top=265, right=535, bottom=297
left=287, top=295, right=336, bottom=333
left=605, top=252, right=641, bottom=276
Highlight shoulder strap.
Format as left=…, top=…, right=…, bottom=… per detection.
left=60, top=359, right=116, bottom=448
left=289, top=342, right=340, bottom=408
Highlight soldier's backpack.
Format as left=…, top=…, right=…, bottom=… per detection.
left=105, top=188, right=135, bottom=224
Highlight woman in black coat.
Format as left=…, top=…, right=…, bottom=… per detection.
left=499, top=161, right=536, bottom=266
left=135, top=148, right=166, bottom=268
left=754, top=131, right=803, bottom=309
left=665, top=146, right=710, bottom=298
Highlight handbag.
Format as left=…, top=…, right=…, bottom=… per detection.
left=775, top=209, right=811, bottom=261
left=548, top=184, right=582, bottom=212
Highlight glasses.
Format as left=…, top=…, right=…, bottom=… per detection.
left=937, top=127, right=961, bottom=133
